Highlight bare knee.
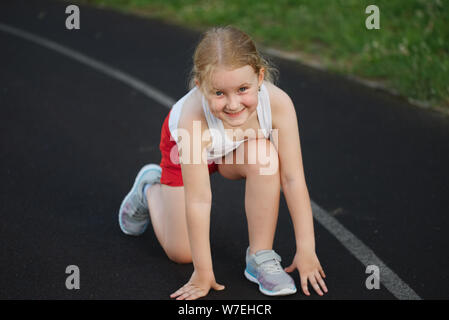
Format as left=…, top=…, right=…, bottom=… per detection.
left=165, top=246, right=192, bottom=264
left=245, top=138, right=279, bottom=177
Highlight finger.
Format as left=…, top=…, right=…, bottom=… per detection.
left=176, top=287, right=198, bottom=300
left=212, top=282, right=225, bottom=291
left=170, top=284, right=191, bottom=298
left=176, top=292, right=189, bottom=300
left=300, top=275, right=310, bottom=296
left=319, top=267, right=326, bottom=278
left=182, top=287, right=203, bottom=301
left=309, top=274, right=324, bottom=296
left=315, top=270, right=328, bottom=293
left=185, top=288, right=206, bottom=301
left=170, top=289, right=184, bottom=298
left=284, top=264, right=295, bottom=273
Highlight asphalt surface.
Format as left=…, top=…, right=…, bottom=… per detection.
left=1, top=0, right=448, bottom=300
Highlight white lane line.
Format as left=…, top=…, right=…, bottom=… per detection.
left=0, top=23, right=175, bottom=108
left=311, top=202, right=420, bottom=300
left=0, top=22, right=422, bottom=300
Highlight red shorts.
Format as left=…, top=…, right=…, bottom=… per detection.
left=159, top=110, right=219, bottom=187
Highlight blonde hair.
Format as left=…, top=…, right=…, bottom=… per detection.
left=188, top=25, right=279, bottom=92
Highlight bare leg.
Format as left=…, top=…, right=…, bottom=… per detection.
left=218, top=138, right=281, bottom=255
left=245, top=173, right=280, bottom=254
left=244, top=139, right=280, bottom=255
left=146, top=183, right=192, bottom=264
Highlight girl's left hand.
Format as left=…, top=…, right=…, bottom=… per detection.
left=284, top=250, right=328, bottom=296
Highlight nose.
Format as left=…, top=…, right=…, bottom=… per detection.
left=226, top=94, right=241, bottom=111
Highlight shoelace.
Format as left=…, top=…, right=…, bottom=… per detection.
left=128, top=194, right=148, bottom=221
left=260, top=259, right=283, bottom=274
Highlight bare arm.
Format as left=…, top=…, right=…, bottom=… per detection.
left=270, top=85, right=327, bottom=296
left=178, top=112, right=214, bottom=273
left=182, top=164, right=214, bottom=274
left=170, top=113, right=224, bottom=300
left=270, top=87, right=315, bottom=251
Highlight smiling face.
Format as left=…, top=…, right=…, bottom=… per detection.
left=198, top=65, right=264, bottom=128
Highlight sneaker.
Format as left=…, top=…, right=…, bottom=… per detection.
left=244, top=247, right=297, bottom=296
left=118, top=164, right=161, bottom=236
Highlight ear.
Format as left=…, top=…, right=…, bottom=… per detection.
left=258, top=68, right=265, bottom=86
left=195, top=79, right=207, bottom=95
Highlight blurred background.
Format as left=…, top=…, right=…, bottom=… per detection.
left=2, top=0, right=449, bottom=300
left=70, top=0, right=449, bottom=115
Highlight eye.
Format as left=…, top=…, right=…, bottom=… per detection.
left=239, top=87, right=248, bottom=92
left=215, top=91, right=223, bottom=96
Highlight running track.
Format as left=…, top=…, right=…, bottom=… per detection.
left=1, top=0, right=448, bottom=300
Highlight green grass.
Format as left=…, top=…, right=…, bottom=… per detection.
left=72, top=0, right=449, bottom=113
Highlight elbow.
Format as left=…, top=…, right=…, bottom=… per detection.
left=281, top=175, right=308, bottom=193
left=280, top=174, right=296, bottom=188
left=186, top=193, right=213, bottom=206
left=184, top=187, right=212, bottom=205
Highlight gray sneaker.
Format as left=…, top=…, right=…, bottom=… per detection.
left=118, top=164, right=161, bottom=236
left=244, top=247, right=297, bottom=296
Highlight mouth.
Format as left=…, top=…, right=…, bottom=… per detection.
left=224, top=108, right=245, bottom=118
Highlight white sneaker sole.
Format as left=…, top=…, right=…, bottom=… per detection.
left=244, top=269, right=297, bottom=296
left=118, top=164, right=161, bottom=236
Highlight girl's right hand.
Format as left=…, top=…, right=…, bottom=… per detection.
left=170, top=270, right=225, bottom=300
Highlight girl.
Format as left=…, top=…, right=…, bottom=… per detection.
left=118, top=26, right=327, bottom=300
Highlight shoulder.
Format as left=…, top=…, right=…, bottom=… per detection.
left=263, top=81, right=297, bottom=129
left=177, top=87, right=212, bottom=148
left=177, top=87, right=207, bottom=129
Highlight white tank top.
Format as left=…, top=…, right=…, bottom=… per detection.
left=168, top=82, right=272, bottom=161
